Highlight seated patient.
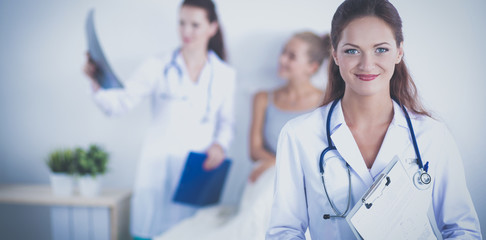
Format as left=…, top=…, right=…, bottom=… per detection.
left=155, top=31, right=330, bottom=240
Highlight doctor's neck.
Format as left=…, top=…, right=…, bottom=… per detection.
left=341, top=93, right=394, bottom=127
left=181, top=47, right=209, bottom=66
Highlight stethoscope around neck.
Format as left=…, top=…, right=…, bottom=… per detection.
left=161, top=48, right=214, bottom=123
left=320, top=98, right=431, bottom=220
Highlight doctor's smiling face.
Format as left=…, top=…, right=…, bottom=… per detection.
left=179, top=5, right=218, bottom=51
left=332, top=16, right=403, bottom=98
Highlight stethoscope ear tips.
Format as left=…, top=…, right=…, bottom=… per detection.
left=323, top=214, right=331, bottom=219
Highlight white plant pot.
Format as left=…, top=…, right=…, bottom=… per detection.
left=79, top=175, right=102, bottom=197
left=49, top=173, right=75, bottom=197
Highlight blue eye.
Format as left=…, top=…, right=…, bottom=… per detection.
left=376, top=48, right=389, bottom=53
left=344, top=49, right=359, bottom=54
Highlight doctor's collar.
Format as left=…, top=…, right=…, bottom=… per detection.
left=390, top=100, right=411, bottom=130
left=207, top=49, right=222, bottom=63
left=173, top=48, right=218, bottom=64
left=325, top=99, right=410, bottom=133
left=325, top=99, right=345, bottom=135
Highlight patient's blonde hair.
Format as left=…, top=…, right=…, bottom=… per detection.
left=292, top=32, right=331, bottom=66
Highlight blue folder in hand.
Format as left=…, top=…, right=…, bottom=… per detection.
left=173, top=152, right=232, bottom=207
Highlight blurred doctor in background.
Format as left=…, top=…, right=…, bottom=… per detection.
left=156, top=31, right=330, bottom=240
left=83, top=0, right=236, bottom=239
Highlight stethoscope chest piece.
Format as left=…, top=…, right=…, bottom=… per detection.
left=413, top=170, right=431, bottom=190
left=320, top=99, right=433, bottom=220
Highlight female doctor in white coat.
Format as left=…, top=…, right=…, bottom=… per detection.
left=266, top=0, right=482, bottom=239
left=84, top=0, right=236, bottom=239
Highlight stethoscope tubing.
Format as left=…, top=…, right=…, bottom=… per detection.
left=162, top=48, right=213, bottom=122
left=319, top=99, right=340, bottom=174
left=320, top=161, right=351, bottom=218
left=400, top=103, right=427, bottom=171
left=321, top=98, right=427, bottom=173
left=320, top=98, right=429, bottom=219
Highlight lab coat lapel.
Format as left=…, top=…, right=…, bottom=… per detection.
left=174, top=51, right=191, bottom=86
left=174, top=49, right=210, bottom=111
left=370, top=102, right=411, bottom=179
left=369, top=122, right=409, bottom=178
left=176, top=49, right=212, bottom=87
left=329, top=102, right=374, bottom=186
left=332, top=125, right=374, bottom=186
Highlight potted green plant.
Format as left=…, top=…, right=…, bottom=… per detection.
left=75, top=144, right=109, bottom=197
left=46, top=148, right=76, bottom=196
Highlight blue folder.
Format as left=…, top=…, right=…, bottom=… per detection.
left=173, top=152, right=232, bottom=207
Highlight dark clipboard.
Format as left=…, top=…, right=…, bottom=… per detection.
left=173, top=152, right=231, bottom=207
left=85, top=9, right=123, bottom=89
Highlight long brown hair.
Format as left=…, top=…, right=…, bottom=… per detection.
left=182, top=0, right=226, bottom=61
left=323, top=0, right=430, bottom=116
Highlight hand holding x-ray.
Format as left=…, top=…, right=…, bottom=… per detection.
left=85, top=9, right=123, bottom=89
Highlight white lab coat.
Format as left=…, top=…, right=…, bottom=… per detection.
left=92, top=50, right=236, bottom=237
left=267, top=100, right=482, bottom=239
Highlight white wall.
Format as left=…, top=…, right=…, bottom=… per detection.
left=0, top=0, right=485, bottom=238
